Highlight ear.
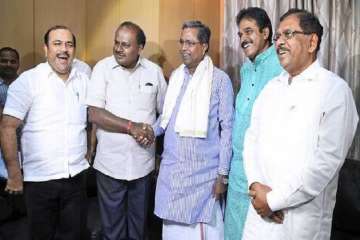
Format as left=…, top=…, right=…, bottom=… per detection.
left=43, top=44, right=48, bottom=58
left=308, top=34, right=319, bottom=53
left=138, top=44, right=144, bottom=54
left=262, top=27, right=270, bottom=41
left=202, top=43, right=209, bottom=55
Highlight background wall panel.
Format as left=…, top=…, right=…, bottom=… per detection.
left=34, top=0, right=87, bottom=63
left=0, top=0, right=34, bottom=72
left=0, top=0, right=221, bottom=77
left=159, top=0, right=220, bottom=77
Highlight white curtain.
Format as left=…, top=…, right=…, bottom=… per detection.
left=221, top=0, right=360, bottom=160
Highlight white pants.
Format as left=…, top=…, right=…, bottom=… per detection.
left=162, top=201, right=224, bottom=240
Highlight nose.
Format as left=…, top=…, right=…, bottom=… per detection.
left=179, top=43, right=188, bottom=53
left=114, top=44, right=123, bottom=53
left=275, top=37, right=285, bottom=49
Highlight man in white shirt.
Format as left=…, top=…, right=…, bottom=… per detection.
left=0, top=25, right=89, bottom=240
left=86, top=21, right=167, bottom=240
left=73, top=58, right=92, bottom=78
left=242, top=9, right=359, bottom=240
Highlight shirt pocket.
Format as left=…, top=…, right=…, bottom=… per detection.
left=136, top=83, right=157, bottom=111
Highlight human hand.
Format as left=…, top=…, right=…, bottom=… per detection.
left=5, top=175, right=23, bottom=195
left=85, top=147, right=96, bottom=164
left=129, top=122, right=155, bottom=147
left=249, top=182, right=272, bottom=218
left=269, top=210, right=284, bottom=224
left=212, top=175, right=227, bottom=200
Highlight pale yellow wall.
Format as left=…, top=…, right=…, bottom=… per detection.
left=159, top=0, right=220, bottom=77
left=0, top=0, right=221, bottom=77
left=86, top=0, right=160, bottom=66
left=0, top=0, right=34, bottom=72
left=34, top=0, right=87, bottom=63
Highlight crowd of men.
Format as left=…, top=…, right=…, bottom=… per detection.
left=0, top=7, right=358, bottom=240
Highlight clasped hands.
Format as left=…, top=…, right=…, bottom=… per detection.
left=129, top=122, right=155, bottom=147
left=249, top=182, right=284, bottom=224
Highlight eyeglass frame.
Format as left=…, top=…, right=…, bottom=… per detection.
left=273, top=29, right=313, bottom=42
left=178, top=39, right=202, bottom=48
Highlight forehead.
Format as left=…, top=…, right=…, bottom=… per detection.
left=180, top=28, right=199, bottom=40
left=238, top=18, right=259, bottom=30
left=278, top=15, right=301, bottom=31
left=48, top=29, right=73, bottom=42
left=115, top=27, right=137, bottom=41
left=0, top=50, right=18, bottom=60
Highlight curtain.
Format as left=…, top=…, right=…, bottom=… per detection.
left=221, top=0, right=360, bottom=160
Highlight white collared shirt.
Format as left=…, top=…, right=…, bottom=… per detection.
left=242, top=60, right=359, bottom=239
left=3, top=62, right=89, bottom=181
left=86, top=56, right=167, bottom=180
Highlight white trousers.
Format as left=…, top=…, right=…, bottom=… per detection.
left=162, top=201, right=224, bottom=240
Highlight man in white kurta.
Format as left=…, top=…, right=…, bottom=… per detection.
left=242, top=8, right=359, bottom=240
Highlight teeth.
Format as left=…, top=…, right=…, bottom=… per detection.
left=278, top=50, right=287, bottom=55
left=244, top=43, right=250, bottom=48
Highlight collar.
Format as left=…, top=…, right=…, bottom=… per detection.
left=111, top=55, right=145, bottom=71
left=247, top=44, right=276, bottom=66
left=44, top=62, right=79, bottom=83
left=278, top=60, right=320, bottom=85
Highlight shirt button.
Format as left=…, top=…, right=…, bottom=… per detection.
left=251, top=83, right=254, bottom=87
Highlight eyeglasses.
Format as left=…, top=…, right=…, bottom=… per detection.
left=51, top=40, right=74, bottom=49
left=273, top=29, right=313, bottom=41
left=179, top=39, right=201, bottom=48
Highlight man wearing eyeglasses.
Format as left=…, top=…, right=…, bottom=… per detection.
left=154, top=20, right=234, bottom=239
left=241, top=9, right=358, bottom=240
left=224, top=7, right=283, bottom=240
left=0, top=25, right=89, bottom=239
left=86, top=21, right=167, bottom=240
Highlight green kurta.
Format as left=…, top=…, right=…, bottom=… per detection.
left=225, top=45, right=282, bottom=240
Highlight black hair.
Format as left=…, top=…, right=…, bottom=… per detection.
left=236, top=7, right=273, bottom=43
left=280, top=8, right=323, bottom=53
left=0, top=47, right=19, bottom=60
left=44, top=25, right=76, bottom=47
left=118, top=21, right=146, bottom=47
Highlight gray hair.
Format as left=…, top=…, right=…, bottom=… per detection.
left=182, top=20, right=211, bottom=52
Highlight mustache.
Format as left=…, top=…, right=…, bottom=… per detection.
left=277, top=44, right=290, bottom=53
left=56, top=52, right=70, bottom=58
left=241, top=40, right=252, bottom=49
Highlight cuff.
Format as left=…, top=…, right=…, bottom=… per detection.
left=3, top=108, right=25, bottom=121
left=85, top=98, right=105, bottom=108
left=217, top=167, right=229, bottom=176
left=266, top=190, right=286, bottom=212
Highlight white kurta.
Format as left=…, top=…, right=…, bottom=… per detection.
left=242, top=60, right=359, bottom=240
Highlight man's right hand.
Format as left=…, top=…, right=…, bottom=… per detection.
left=129, top=122, right=155, bottom=147
left=5, top=175, right=23, bottom=195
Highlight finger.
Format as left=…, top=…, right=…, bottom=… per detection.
left=270, top=214, right=283, bottom=224
left=274, top=211, right=284, bottom=221
left=249, top=190, right=256, bottom=197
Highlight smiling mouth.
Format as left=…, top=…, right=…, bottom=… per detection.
left=241, top=41, right=252, bottom=49
left=277, top=48, right=288, bottom=55
left=116, top=54, right=126, bottom=58
left=57, top=54, right=69, bottom=61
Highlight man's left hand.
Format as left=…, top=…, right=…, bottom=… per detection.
left=249, top=182, right=272, bottom=217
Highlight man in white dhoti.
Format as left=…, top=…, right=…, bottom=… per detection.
left=242, top=8, right=359, bottom=240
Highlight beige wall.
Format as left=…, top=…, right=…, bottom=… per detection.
left=0, top=0, right=220, bottom=77
left=0, top=0, right=34, bottom=72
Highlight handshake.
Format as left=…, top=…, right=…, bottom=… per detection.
left=128, top=121, right=155, bottom=148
